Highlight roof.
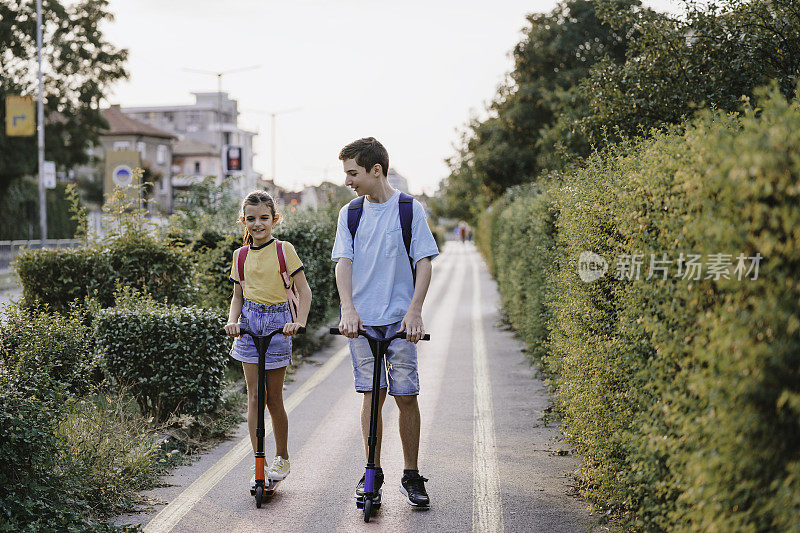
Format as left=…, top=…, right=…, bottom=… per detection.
left=100, top=105, right=176, bottom=139
left=173, top=137, right=218, bottom=156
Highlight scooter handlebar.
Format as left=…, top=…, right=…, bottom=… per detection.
left=219, top=326, right=306, bottom=337
left=329, top=327, right=430, bottom=342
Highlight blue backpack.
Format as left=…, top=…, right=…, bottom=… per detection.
left=347, top=192, right=415, bottom=283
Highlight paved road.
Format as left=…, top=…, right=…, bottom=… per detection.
left=116, top=243, right=598, bottom=533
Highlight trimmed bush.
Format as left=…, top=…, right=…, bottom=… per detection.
left=0, top=301, right=101, bottom=397
left=95, top=290, right=228, bottom=422
left=15, top=231, right=195, bottom=312
left=479, top=86, right=800, bottom=530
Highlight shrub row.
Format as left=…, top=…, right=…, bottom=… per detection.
left=0, top=303, right=146, bottom=532
left=15, top=231, right=195, bottom=312
left=95, top=289, right=229, bottom=422
left=479, top=86, right=800, bottom=530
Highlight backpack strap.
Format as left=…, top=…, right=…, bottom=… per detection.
left=347, top=196, right=365, bottom=244
left=398, top=193, right=416, bottom=285
left=276, top=241, right=290, bottom=288
left=236, top=245, right=249, bottom=283
left=398, top=193, right=413, bottom=259
left=276, top=240, right=300, bottom=322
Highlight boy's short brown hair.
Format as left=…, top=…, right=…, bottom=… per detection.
left=339, top=137, right=389, bottom=177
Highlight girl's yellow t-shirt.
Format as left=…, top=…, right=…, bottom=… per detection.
left=229, top=238, right=303, bottom=305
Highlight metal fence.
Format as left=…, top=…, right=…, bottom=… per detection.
left=0, top=239, right=83, bottom=270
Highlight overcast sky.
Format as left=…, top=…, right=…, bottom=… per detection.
left=101, top=0, right=683, bottom=194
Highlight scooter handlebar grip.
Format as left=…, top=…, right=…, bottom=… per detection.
left=329, top=327, right=342, bottom=335
left=422, top=334, right=431, bottom=341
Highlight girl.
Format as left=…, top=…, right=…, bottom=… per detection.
left=223, top=190, right=312, bottom=486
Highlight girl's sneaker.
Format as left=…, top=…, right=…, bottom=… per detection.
left=267, top=456, right=290, bottom=481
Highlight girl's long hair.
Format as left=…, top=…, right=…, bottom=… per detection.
left=240, top=190, right=277, bottom=245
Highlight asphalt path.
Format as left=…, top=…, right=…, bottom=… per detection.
left=115, top=243, right=598, bottom=532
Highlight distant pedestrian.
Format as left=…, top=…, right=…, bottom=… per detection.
left=223, top=190, right=313, bottom=488
left=332, top=137, right=440, bottom=507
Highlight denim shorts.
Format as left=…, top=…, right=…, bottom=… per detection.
left=230, top=299, right=292, bottom=369
left=349, top=320, right=419, bottom=396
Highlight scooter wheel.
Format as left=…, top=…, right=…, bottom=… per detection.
left=255, top=485, right=263, bottom=508
left=363, top=498, right=372, bottom=522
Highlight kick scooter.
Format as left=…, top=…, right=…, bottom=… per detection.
left=329, top=327, right=430, bottom=522
left=220, top=324, right=305, bottom=508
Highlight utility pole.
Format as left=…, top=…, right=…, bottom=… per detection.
left=184, top=66, right=259, bottom=182
left=268, top=108, right=301, bottom=182
left=36, top=0, right=46, bottom=240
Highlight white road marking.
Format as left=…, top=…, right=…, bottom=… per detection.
left=472, top=250, right=504, bottom=533
left=143, top=344, right=350, bottom=533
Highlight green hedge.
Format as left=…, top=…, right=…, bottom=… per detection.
left=95, top=290, right=228, bottom=422
left=480, top=86, right=800, bottom=530
left=15, top=231, right=195, bottom=312
left=0, top=178, right=78, bottom=240
left=0, top=304, right=120, bottom=532
left=0, top=302, right=101, bottom=397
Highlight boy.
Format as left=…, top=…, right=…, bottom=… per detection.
left=331, top=137, right=439, bottom=507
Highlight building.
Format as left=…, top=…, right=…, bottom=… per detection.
left=171, top=137, right=219, bottom=189
left=122, top=92, right=259, bottom=196
left=97, top=105, right=176, bottom=213
left=387, top=168, right=409, bottom=193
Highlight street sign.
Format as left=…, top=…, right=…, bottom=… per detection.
left=104, top=149, right=141, bottom=205
left=225, top=145, right=243, bottom=172
left=43, top=160, right=56, bottom=189
left=5, top=95, right=35, bottom=137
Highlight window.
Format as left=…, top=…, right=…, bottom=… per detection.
left=194, top=161, right=201, bottom=174
left=113, top=141, right=130, bottom=151
left=136, top=142, right=146, bottom=159
left=157, top=145, right=168, bottom=164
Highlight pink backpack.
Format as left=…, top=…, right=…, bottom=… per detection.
left=236, top=241, right=300, bottom=322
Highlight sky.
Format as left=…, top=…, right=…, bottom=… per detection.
left=101, top=0, right=683, bottom=194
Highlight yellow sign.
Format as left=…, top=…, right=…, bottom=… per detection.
left=104, top=149, right=141, bottom=205
left=5, top=95, right=35, bottom=137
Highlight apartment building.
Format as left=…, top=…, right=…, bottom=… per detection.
left=122, top=92, right=259, bottom=196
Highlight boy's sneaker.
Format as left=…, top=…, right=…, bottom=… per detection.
left=267, top=456, right=290, bottom=481
left=400, top=471, right=430, bottom=507
left=355, top=468, right=384, bottom=497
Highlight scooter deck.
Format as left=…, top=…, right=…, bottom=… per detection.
left=356, top=489, right=382, bottom=509
left=250, top=479, right=281, bottom=497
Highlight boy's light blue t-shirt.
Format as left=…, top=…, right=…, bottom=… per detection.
left=331, top=190, right=440, bottom=326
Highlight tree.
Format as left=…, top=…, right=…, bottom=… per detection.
left=0, top=0, right=128, bottom=192
left=580, top=0, right=800, bottom=148
left=438, top=0, right=638, bottom=212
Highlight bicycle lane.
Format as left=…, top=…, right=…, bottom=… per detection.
left=114, top=244, right=460, bottom=532
left=469, top=244, right=599, bottom=532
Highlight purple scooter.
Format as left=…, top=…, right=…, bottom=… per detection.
left=329, top=327, right=430, bottom=522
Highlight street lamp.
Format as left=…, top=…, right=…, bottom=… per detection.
left=243, top=107, right=301, bottom=183
left=183, top=65, right=260, bottom=180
